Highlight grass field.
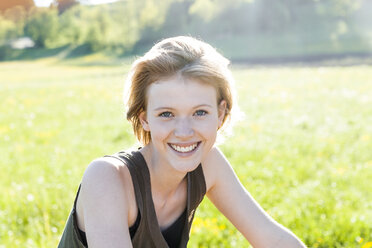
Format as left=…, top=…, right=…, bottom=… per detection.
left=0, top=56, right=371, bottom=247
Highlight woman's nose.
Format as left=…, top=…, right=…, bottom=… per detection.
left=174, top=118, right=194, bottom=138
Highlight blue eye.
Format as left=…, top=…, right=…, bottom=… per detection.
left=159, top=111, right=173, bottom=118
left=194, top=110, right=207, bottom=116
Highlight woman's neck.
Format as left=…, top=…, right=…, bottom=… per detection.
left=139, top=145, right=187, bottom=201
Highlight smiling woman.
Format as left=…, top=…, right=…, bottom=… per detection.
left=58, top=36, right=307, bottom=248
left=139, top=76, right=224, bottom=173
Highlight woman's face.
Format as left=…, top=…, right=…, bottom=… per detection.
left=139, top=75, right=226, bottom=173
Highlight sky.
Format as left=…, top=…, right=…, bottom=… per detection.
left=33, top=0, right=119, bottom=7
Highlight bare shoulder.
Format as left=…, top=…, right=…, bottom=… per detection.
left=202, top=146, right=228, bottom=167
left=201, top=146, right=232, bottom=192
left=80, top=156, right=134, bottom=200
left=76, top=156, right=135, bottom=246
left=79, top=155, right=136, bottom=212
left=82, top=156, right=130, bottom=186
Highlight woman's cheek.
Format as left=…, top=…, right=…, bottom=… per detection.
left=150, top=121, right=173, bottom=138
left=199, top=118, right=219, bottom=133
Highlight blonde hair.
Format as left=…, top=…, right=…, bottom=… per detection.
left=125, top=36, right=237, bottom=145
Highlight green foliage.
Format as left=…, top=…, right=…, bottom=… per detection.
left=0, top=7, right=27, bottom=59
left=0, top=16, right=17, bottom=43
left=0, top=6, right=28, bottom=43
left=0, top=58, right=371, bottom=247
left=1, top=0, right=371, bottom=59
left=24, top=8, right=60, bottom=48
left=81, top=3, right=140, bottom=53
left=314, top=0, right=363, bottom=18
left=54, top=0, right=78, bottom=14
left=58, top=5, right=88, bottom=46
left=58, top=2, right=144, bottom=53
left=82, top=6, right=111, bottom=52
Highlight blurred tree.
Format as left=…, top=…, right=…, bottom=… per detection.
left=133, top=0, right=172, bottom=46
left=0, top=0, right=34, bottom=12
left=24, top=8, right=59, bottom=47
left=139, top=0, right=161, bottom=28
left=110, top=0, right=141, bottom=53
left=189, top=0, right=243, bottom=22
left=312, top=0, right=363, bottom=42
left=1, top=6, right=28, bottom=39
left=314, top=0, right=362, bottom=18
left=189, top=0, right=219, bottom=22
left=53, top=0, right=78, bottom=14
left=59, top=5, right=87, bottom=45
left=3, top=5, right=28, bottom=22
left=56, top=1, right=143, bottom=53
left=160, top=0, right=193, bottom=35
left=84, top=6, right=111, bottom=51
left=1, top=0, right=366, bottom=59
left=0, top=16, right=17, bottom=43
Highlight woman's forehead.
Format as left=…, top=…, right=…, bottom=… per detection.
left=146, top=76, right=218, bottom=109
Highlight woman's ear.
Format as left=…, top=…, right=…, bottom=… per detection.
left=218, top=100, right=227, bottom=127
left=139, top=111, right=150, bottom=131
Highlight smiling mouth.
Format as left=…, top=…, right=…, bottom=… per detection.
left=168, top=142, right=201, bottom=153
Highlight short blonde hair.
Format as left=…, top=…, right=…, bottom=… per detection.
left=125, top=36, right=236, bottom=145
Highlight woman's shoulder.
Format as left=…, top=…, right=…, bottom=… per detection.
left=201, top=146, right=231, bottom=192
left=77, top=152, right=137, bottom=228
left=76, top=153, right=135, bottom=246
left=78, top=151, right=138, bottom=210
left=202, top=146, right=229, bottom=169
left=81, top=152, right=134, bottom=191
left=82, top=149, right=141, bottom=180
left=83, top=157, right=124, bottom=180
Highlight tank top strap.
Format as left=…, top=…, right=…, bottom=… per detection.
left=73, top=184, right=82, bottom=210
left=126, top=151, right=170, bottom=247
left=103, top=152, right=145, bottom=219
left=106, top=151, right=169, bottom=247
left=188, top=164, right=206, bottom=216
left=179, top=163, right=206, bottom=247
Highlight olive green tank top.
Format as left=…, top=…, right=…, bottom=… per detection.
left=58, top=150, right=206, bottom=248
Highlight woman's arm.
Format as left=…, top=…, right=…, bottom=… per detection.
left=203, top=148, right=306, bottom=248
left=79, top=158, right=133, bottom=248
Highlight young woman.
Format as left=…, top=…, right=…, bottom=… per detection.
left=58, top=36, right=306, bottom=248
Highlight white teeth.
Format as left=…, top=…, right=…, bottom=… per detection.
left=170, top=143, right=198, bottom=153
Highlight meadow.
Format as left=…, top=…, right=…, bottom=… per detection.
left=0, top=56, right=371, bottom=247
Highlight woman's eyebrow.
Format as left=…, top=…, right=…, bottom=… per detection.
left=153, top=107, right=175, bottom=111
left=194, top=104, right=213, bottom=108
left=153, top=104, right=213, bottom=111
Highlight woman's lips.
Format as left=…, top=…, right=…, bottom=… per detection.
left=168, top=142, right=201, bottom=153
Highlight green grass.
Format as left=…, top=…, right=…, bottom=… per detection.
left=0, top=57, right=371, bottom=247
